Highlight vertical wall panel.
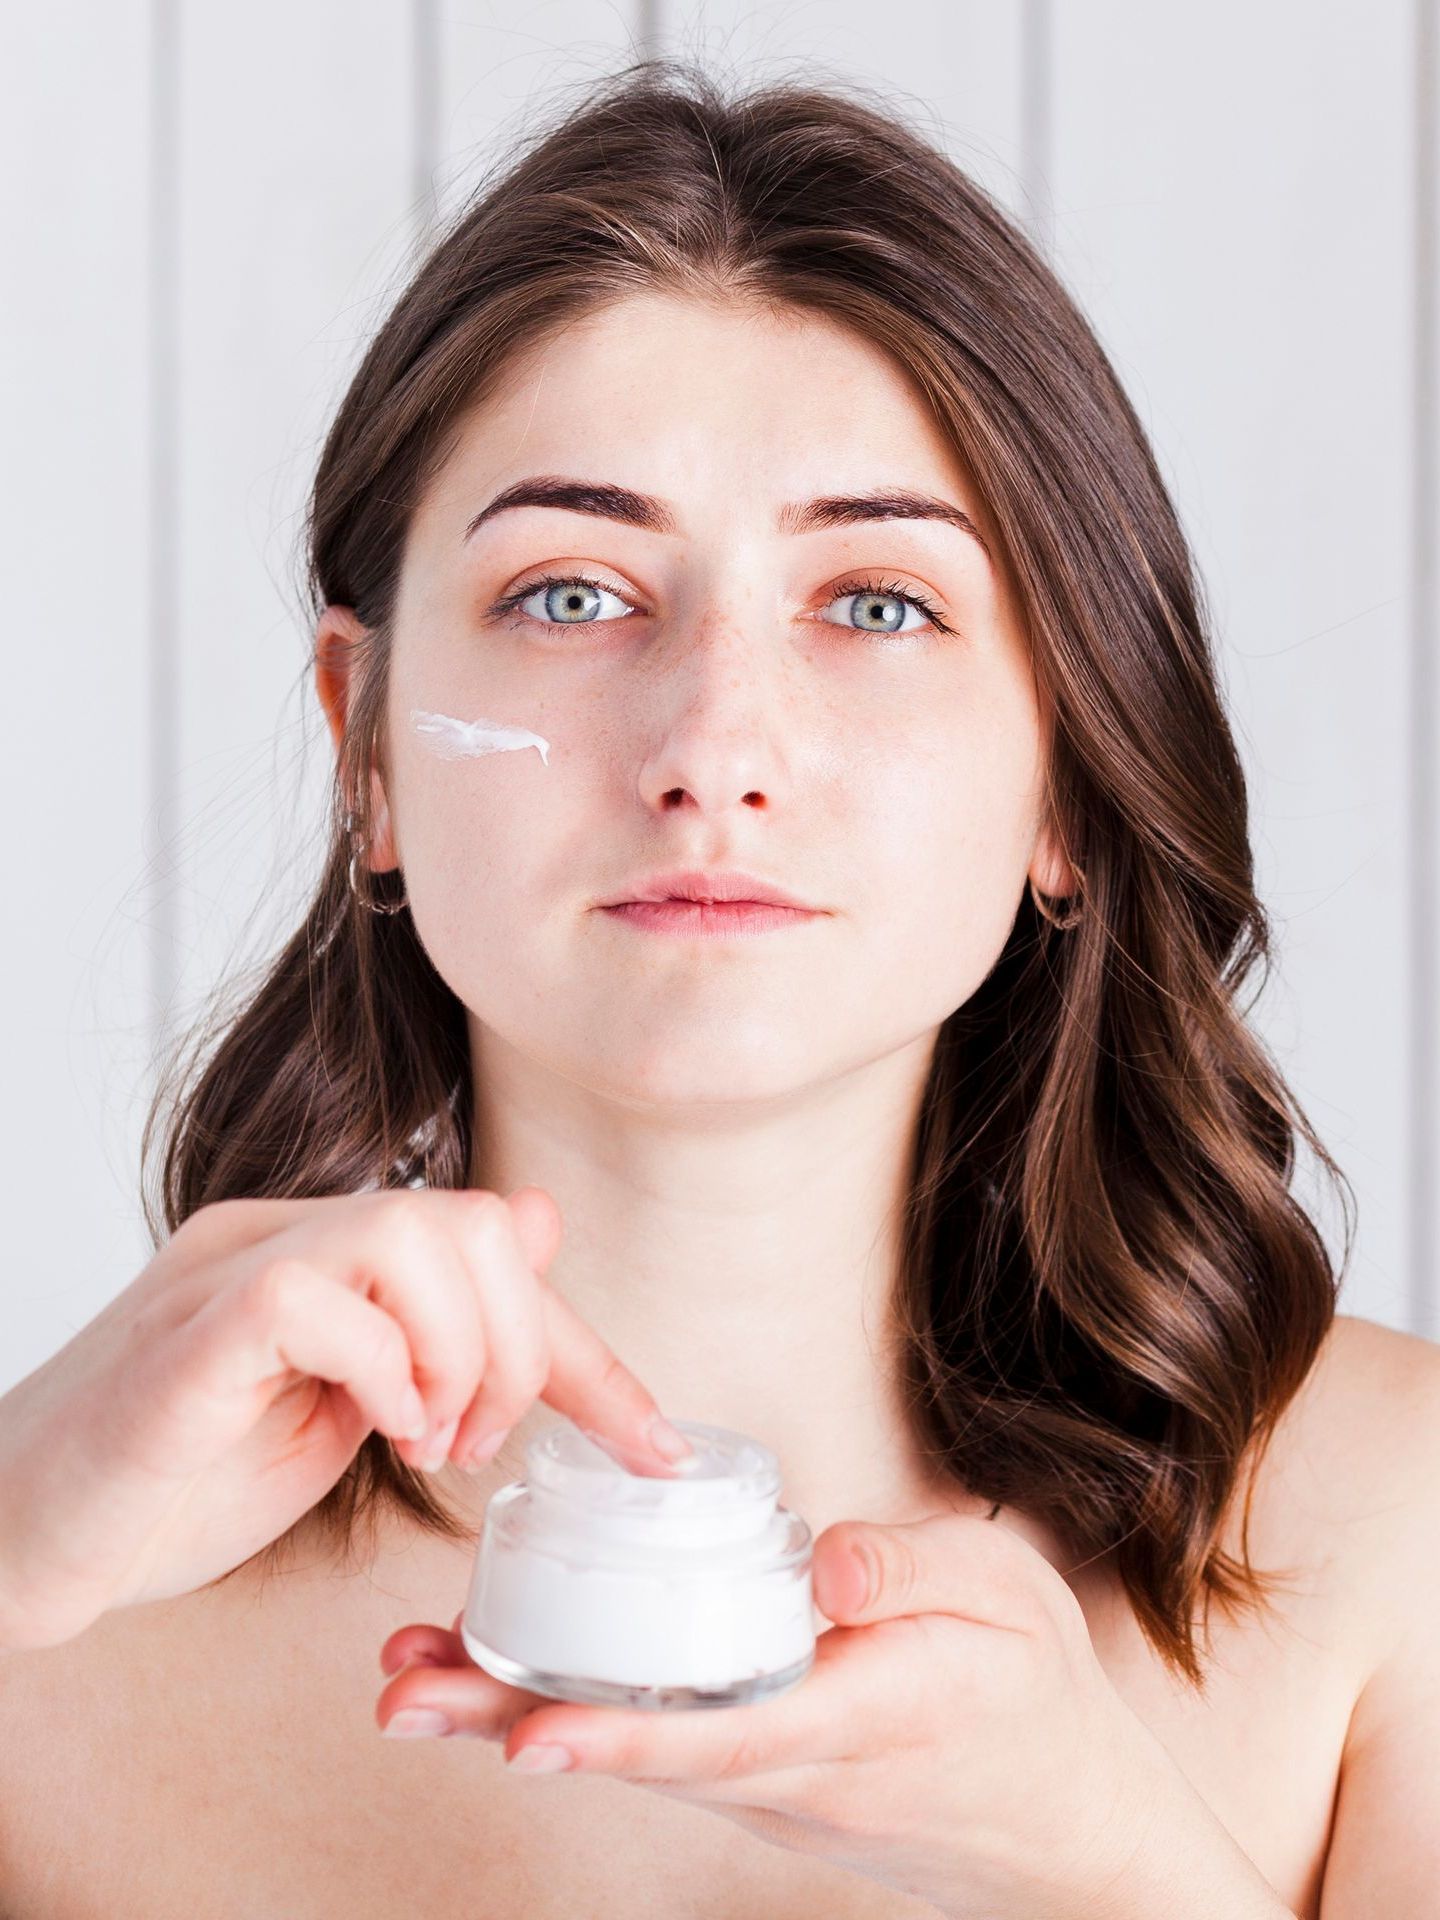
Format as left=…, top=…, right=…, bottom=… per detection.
left=1, top=7, right=154, bottom=1392
left=433, top=3, right=645, bottom=232
left=1419, top=0, right=1440, bottom=1341
left=1047, top=4, right=1416, bottom=1329
left=656, top=0, right=1030, bottom=223
left=166, top=2, right=418, bottom=1057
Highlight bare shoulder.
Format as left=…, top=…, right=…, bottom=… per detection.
left=1337, top=1307, right=1440, bottom=1571
left=1286, top=1322, right=1440, bottom=1907
left=0, top=1625, right=88, bottom=1897
left=1263, top=1311, right=1440, bottom=1662
left=1309, top=1306, right=1440, bottom=1409
left=1302, top=1308, right=1440, bottom=1483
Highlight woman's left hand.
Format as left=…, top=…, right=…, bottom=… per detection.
left=376, top=1510, right=1263, bottom=1919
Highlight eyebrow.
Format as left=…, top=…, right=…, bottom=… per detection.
left=461, top=474, right=991, bottom=560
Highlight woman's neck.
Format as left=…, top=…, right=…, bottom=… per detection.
left=458, top=1018, right=981, bottom=1540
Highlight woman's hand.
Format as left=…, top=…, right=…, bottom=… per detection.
left=0, top=1186, right=690, bottom=1654
left=377, top=1509, right=1290, bottom=1919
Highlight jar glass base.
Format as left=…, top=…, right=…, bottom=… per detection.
left=460, top=1629, right=815, bottom=1711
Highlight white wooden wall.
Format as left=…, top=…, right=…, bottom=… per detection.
left=4, top=1, right=1436, bottom=1395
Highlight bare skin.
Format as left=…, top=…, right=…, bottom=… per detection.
left=2, top=293, right=1435, bottom=1911
left=0, top=1312, right=1434, bottom=1917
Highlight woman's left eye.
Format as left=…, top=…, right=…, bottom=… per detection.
left=819, top=579, right=946, bottom=636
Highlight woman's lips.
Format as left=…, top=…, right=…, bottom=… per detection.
left=599, top=899, right=822, bottom=936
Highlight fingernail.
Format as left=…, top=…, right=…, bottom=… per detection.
left=507, top=1743, right=575, bottom=1772
left=380, top=1647, right=443, bottom=1676
left=842, top=1544, right=873, bottom=1613
left=383, top=1708, right=452, bottom=1738
left=462, top=1426, right=511, bottom=1472
left=647, top=1415, right=696, bottom=1464
left=420, top=1417, right=460, bottom=1472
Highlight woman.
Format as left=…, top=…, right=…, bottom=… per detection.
left=0, top=57, right=1433, bottom=1918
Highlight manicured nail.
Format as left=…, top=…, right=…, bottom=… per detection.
left=507, top=1744, right=575, bottom=1772
left=647, top=1415, right=696, bottom=1464
left=462, top=1426, right=511, bottom=1472
left=383, top=1707, right=452, bottom=1738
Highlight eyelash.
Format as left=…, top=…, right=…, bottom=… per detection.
left=488, top=570, right=955, bottom=638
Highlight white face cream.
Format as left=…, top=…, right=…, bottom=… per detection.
left=410, top=708, right=550, bottom=765
left=461, top=1420, right=815, bottom=1711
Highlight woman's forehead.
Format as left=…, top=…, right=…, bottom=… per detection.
left=422, top=293, right=983, bottom=523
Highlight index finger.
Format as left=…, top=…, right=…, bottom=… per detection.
left=534, top=1282, right=698, bottom=1476
left=169, top=1190, right=696, bottom=1476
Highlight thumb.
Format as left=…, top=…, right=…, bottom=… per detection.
left=812, top=1519, right=906, bottom=1623
left=812, top=1512, right=1001, bottom=1626
left=501, top=1185, right=565, bottom=1278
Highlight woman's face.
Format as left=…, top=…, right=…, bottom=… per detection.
left=319, top=291, right=1072, bottom=1108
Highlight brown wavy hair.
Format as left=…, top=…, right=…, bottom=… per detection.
left=142, top=55, right=1352, bottom=1689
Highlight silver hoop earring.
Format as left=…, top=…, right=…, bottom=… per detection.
left=343, top=809, right=408, bottom=915
left=1029, top=874, right=1083, bottom=931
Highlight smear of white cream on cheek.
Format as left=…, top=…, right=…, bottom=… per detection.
left=409, top=708, right=550, bottom=766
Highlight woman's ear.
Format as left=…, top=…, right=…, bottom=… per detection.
left=1028, top=816, right=1079, bottom=902
left=314, top=604, right=364, bottom=747
left=314, top=604, right=399, bottom=873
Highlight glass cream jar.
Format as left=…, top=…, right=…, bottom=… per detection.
left=461, top=1419, right=815, bottom=1711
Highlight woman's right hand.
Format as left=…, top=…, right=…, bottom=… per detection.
left=0, top=1186, right=693, bottom=1653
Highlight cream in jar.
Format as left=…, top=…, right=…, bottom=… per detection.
left=461, top=1420, right=815, bottom=1710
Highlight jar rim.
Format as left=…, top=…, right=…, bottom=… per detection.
left=482, top=1481, right=814, bottom=1574
left=527, top=1418, right=781, bottom=1517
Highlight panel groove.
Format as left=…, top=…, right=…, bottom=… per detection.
left=146, top=0, right=182, bottom=1070
left=1019, top=0, right=1053, bottom=257
left=1410, top=0, right=1438, bottom=1336
left=413, top=0, right=441, bottom=251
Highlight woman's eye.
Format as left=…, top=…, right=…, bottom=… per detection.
left=496, top=573, right=946, bottom=638
left=819, top=585, right=934, bottom=634
left=507, top=577, right=635, bottom=628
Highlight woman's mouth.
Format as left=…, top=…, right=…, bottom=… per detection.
left=599, top=899, right=822, bottom=936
